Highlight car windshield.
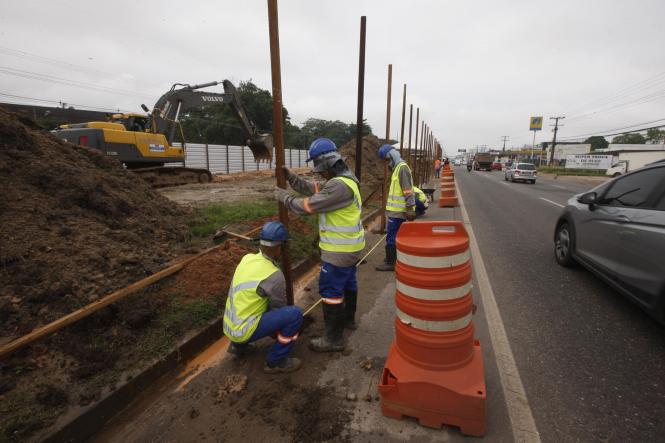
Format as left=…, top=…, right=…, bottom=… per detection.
left=517, top=164, right=535, bottom=170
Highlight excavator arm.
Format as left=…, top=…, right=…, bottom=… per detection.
left=150, top=80, right=273, bottom=161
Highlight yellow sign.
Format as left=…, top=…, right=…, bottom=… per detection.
left=530, top=116, right=543, bottom=131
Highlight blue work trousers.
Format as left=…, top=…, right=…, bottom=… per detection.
left=247, top=305, right=303, bottom=365
left=415, top=199, right=426, bottom=216
left=386, top=217, right=406, bottom=247
left=319, top=261, right=358, bottom=303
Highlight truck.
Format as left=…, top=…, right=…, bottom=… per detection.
left=605, top=150, right=665, bottom=177
left=472, top=152, right=492, bottom=171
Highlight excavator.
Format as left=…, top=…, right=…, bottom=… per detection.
left=53, top=80, right=273, bottom=186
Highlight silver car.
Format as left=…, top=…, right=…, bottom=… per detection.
left=505, top=162, right=537, bottom=184
left=553, top=161, right=665, bottom=323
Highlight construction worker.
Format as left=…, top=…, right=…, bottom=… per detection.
left=434, top=158, right=442, bottom=178
left=413, top=185, right=429, bottom=217
left=223, top=221, right=303, bottom=374
left=274, top=138, right=365, bottom=352
left=376, top=144, right=415, bottom=272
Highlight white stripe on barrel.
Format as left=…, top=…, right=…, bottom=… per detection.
left=396, top=308, right=472, bottom=332
left=397, top=249, right=470, bottom=268
left=396, top=281, right=471, bottom=301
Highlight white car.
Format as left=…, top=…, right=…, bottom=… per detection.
left=505, top=162, right=537, bottom=184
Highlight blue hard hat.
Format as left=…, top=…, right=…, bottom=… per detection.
left=306, top=138, right=337, bottom=162
left=259, top=221, right=289, bottom=243
left=378, top=144, right=394, bottom=159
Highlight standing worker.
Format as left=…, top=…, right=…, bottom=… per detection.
left=434, top=158, right=442, bottom=178
left=376, top=144, right=415, bottom=272
left=223, top=221, right=303, bottom=374
left=274, top=138, right=365, bottom=352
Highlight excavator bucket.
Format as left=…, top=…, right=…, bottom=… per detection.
left=248, top=132, right=274, bottom=162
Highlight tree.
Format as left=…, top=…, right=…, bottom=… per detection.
left=611, top=133, right=646, bottom=144
left=584, top=136, right=609, bottom=151
left=645, top=128, right=665, bottom=144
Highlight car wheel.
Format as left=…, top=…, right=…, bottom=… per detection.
left=555, top=222, right=576, bottom=267
left=529, top=180, right=535, bottom=184
left=510, top=176, right=514, bottom=182
left=612, top=172, right=621, bottom=177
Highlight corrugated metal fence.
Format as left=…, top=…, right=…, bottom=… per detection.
left=170, top=143, right=307, bottom=174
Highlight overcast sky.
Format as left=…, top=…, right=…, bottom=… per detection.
left=1, top=0, right=664, bottom=155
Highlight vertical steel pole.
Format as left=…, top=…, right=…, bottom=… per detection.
left=407, top=104, right=413, bottom=165
left=380, top=64, right=392, bottom=232
left=399, top=84, right=406, bottom=156
left=241, top=145, right=245, bottom=172
left=225, top=144, right=230, bottom=174
left=267, top=0, right=293, bottom=305
left=205, top=143, right=210, bottom=171
left=355, top=16, right=367, bottom=181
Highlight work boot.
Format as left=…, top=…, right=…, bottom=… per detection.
left=343, top=290, right=358, bottom=330
left=375, top=245, right=396, bottom=271
left=309, top=303, right=346, bottom=352
left=227, top=342, right=256, bottom=357
left=263, top=357, right=302, bottom=374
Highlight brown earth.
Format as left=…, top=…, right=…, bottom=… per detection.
left=338, top=135, right=385, bottom=190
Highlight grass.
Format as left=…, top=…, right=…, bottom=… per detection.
left=188, top=201, right=278, bottom=240
left=538, top=167, right=607, bottom=176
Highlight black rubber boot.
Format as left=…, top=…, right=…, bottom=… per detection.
left=375, top=245, right=396, bottom=271
left=343, top=290, right=358, bottom=330
left=309, top=303, right=346, bottom=352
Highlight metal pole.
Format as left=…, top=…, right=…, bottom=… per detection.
left=205, top=143, right=210, bottom=171
left=225, top=144, right=230, bottom=174
left=380, top=64, right=392, bottom=233
left=407, top=104, right=413, bottom=164
left=399, top=84, right=406, bottom=156
left=531, top=130, right=537, bottom=165
left=355, top=16, right=367, bottom=181
left=267, top=0, right=294, bottom=305
left=414, top=107, right=420, bottom=171
left=241, top=145, right=245, bottom=172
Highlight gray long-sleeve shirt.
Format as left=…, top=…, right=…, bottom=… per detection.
left=386, top=161, right=416, bottom=219
left=256, top=253, right=287, bottom=310
left=282, top=173, right=363, bottom=267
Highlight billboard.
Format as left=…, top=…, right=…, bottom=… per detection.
left=565, top=154, right=613, bottom=170
left=529, top=116, right=543, bottom=131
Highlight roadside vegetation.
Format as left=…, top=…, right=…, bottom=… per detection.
left=538, top=167, right=606, bottom=176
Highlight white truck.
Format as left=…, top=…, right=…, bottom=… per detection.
left=605, top=151, right=665, bottom=176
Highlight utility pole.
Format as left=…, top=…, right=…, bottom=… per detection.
left=549, top=116, right=565, bottom=166
left=501, top=136, right=509, bottom=152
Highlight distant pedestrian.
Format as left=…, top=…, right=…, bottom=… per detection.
left=434, top=158, right=441, bottom=178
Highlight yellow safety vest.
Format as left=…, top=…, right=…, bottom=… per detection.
left=386, top=162, right=412, bottom=212
left=413, top=186, right=428, bottom=206
left=223, top=252, right=276, bottom=342
left=319, top=177, right=366, bottom=253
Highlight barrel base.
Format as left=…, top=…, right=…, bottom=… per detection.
left=438, top=196, right=459, bottom=207
left=378, top=340, right=486, bottom=436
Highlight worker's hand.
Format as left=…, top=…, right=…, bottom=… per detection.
left=274, top=186, right=290, bottom=203
left=405, top=210, right=416, bottom=221
left=282, top=166, right=295, bottom=181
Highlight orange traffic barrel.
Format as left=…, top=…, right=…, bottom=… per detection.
left=379, top=221, right=486, bottom=436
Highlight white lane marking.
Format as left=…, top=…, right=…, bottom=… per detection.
left=550, top=184, right=567, bottom=190
left=457, top=187, right=541, bottom=442
left=539, top=197, right=564, bottom=208
left=500, top=182, right=510, bottom=186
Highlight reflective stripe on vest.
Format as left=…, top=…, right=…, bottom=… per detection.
left=396, top=308, right=472, bottom=332
left=318, top=177, right=366, bottom=253
left=386, top=162, right=412, bottom=212
left=223, top=253, right=276, bottom=342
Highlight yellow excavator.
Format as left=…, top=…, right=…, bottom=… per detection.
left=53, top=80, right=273, bottom=186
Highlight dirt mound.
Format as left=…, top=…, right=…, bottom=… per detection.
left=0, top=106, right=188, bottom=338
left=338, top=135, right=384, bottom=189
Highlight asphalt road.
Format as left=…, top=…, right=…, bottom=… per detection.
left=455, top=168, right=665, bottom=442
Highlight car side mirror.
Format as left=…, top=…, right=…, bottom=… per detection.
left=577, top=191, right=597, bottom=206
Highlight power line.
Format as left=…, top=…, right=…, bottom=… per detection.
left=0, top=91, right=133, bottom=113
left=566, top=89, right=665, bottom=124
left=558, top=117, right=665, bottom=140
left=559, top=124, right=665, bottom=141
left=0, top=66, right=153, bottom=99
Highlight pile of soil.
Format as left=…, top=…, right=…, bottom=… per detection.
left=338, top=135, right=385, bottom=189
left=170, top=241, right=252, bottom=299
left=0, top=106, right=188, bottom=339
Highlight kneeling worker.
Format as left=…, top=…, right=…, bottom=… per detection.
left=413, top=186, right=429, bottom=217
left=223, top=221, right=303, bottom=374
left=275, top=138, right=365, bottom=352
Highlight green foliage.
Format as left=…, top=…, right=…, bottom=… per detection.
left=538, top=166, right=606, bottom=176
left=584, top=135, right=609, bottom=151
left=187, top=201, right=278, bottom=240
left=611, top=133, right=646, bottom=144
left=300, top=117, right=372, bottom=148
left=646, top=128, right=665, bottom=144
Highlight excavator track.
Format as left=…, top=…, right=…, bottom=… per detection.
left=130, top=166, right=212, bottom=188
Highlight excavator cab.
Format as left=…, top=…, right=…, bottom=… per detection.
left=109, top=114, right=151, bottom=132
